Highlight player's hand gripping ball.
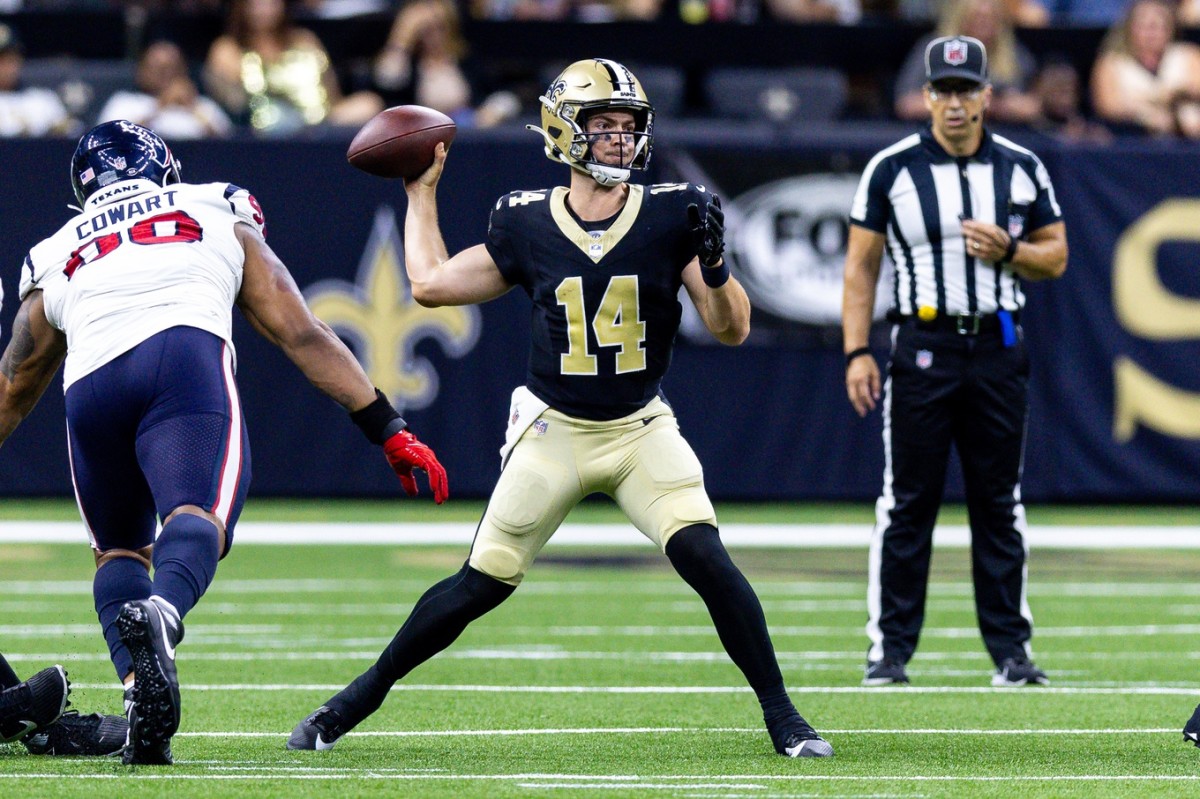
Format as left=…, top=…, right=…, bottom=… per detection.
left=347, top=105, right=457, bottom=180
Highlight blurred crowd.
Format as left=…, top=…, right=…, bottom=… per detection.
left=0, top=0, right=1198, bottom=142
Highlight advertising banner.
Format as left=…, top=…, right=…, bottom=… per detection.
left=2, top=133, right=1199, bottom=502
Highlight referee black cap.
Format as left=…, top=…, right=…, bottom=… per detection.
left=925, top=36, right=988, bottom=85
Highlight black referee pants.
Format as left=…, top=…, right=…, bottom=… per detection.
left=867, top=319, right=1034, bottom=668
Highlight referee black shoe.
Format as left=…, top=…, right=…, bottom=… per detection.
left=863, top=658, right=909, bottom=686
left=991, top=656, right=1048, bottom=687
left=1184, top=703, right=1200, bottom=748
left=0, top=665, right=70, bottom=743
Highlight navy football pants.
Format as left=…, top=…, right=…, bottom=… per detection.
left=65, top=326, right=251, bottom=554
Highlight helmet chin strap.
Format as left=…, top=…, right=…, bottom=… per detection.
left=586, top=164, right=630, bottom=186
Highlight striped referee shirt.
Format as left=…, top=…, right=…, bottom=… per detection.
left=849, top=126, right=1061, bottom=316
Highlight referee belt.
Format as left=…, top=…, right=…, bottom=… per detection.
left=887, top=310, right=1019, bottom=336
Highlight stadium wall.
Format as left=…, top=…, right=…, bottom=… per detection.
left=2, top=129, right=1199, bottom=502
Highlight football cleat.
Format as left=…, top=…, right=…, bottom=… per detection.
left=1184, top=703, right=1200, bottom=748
left=23, top=711, right=129, bottom=756
left=991, top=656, right=1049, bottom=687
left=863, top=658, right=910, bottom=686
left=768, top=713, right=834, bottom=758
left=0, top=665, right=70, bottom=743
left=287, top=705, right=346, bottom=751
left=117, top=598, right=184, bottom=765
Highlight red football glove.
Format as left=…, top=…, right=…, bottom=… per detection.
left=382, top=430, right=449, bottom=504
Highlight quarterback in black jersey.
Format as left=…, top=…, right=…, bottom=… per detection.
left=289, top=58, right=833, bottom=758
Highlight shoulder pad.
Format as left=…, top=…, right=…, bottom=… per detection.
left=495, top=189, right=553, bottom=211
left=223, top=184, right=267, bottom=236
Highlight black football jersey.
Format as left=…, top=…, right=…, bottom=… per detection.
left=486, top=182, right=711, bottom=420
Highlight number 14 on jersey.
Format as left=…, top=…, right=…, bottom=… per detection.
left=555, top=275, right=647, bottom=376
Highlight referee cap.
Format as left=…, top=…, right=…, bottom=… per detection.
left=925, top=36, right=988, bottom=84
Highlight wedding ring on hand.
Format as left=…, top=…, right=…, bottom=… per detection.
left=972, top=241, right=979, bottom=250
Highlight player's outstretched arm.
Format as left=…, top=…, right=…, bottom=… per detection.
left=234, top=223, right=449, bottom=503
left=0, top=292, right=66, bottom=446
left=402, top=142, right=510, bottom=308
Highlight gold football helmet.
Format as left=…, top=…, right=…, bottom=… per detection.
left=528, top=58, right=654, bottom=187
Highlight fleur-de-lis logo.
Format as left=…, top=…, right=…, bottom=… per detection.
left=304, top=206, right=480, bottom=411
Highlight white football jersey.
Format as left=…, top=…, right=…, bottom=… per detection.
left=19, top=179, right=266, bottom=390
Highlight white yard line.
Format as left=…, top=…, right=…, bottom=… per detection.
left=66, top=682, right=1200, bottom=695
left=4, top=521, right=1200, bottom=548
left=170, top=726, right=1181, bottom=737
left=1, top=772, right=1197, bottom=783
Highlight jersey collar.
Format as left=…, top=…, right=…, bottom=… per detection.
left=919, top=125, right=994, bottom=164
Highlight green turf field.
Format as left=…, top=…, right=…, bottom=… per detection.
left=2, top=507, right=1200, bottom=797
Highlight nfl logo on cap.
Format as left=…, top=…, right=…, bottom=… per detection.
left=925, top=35, right=989, bottom=84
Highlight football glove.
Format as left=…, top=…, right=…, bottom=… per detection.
left=383, top=430, right=449, bottom=504
left=687, top=195, right=725, bottom=268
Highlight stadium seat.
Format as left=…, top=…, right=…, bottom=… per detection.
left=703, top=66, right=848, bottom=123
left=20, top=57, right=138, bottom=126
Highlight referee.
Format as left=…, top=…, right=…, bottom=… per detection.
left=841, top=35, right=1067, bottom=687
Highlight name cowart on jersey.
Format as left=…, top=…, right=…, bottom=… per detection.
left=19, top=180, right=266, bottom=390
left=485, top=182, right=711, bottom=421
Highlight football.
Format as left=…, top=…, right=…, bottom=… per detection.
left=346, top=105, right=457, bottom=180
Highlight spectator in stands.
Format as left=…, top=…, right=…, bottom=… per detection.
left=296, top=0, right=394, bottom=16
left=474, top=0, right=664, bottom=19
left=373, top=0, right=519, bottom=127
left=765, top=0, right=861, bottom=24
left=1030, top=57, right=1113, bottom=143
left=0, top=23, right=75, bottom=136
left=896, top=0, right=1047, bottom=25
left=97, top=41, right=232, bottom=139
left=893, top=0, right=1040, bottom=124
left=677, top=0, right=761, bottom=22
left=1090, top=0, right=1200, bottom=138
left=204, top=0, right=382, bottom=136
left=1180, top=0, right=1200, bottom=27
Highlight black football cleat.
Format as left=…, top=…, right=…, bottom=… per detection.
left=23, top=710, right=129, bottom=756
left=0, top=665, right=70, bottom=743
left=1184, top=703, right=1200, bottom=748
left=117, top=599, right=184, bottom=765
left=287, top=705, right=347, bottom=751
left=768, top=713, right=834, bottom=758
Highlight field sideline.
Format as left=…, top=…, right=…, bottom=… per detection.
left=2, top=501, right=1199, bottom=797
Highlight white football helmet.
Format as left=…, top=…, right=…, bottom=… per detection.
left=527, top=58, right=654, bottom=187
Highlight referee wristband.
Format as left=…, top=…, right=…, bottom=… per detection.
left=1003, top=235, right=1019, bottom=263
left=349, top=388, right=408, bottom=445
left=845, top=347, right=872, bottom=367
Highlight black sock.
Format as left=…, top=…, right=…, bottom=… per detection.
left=0, top=653, right=19, bottom=689
left=329, top=564, right=515, bottom=729
left=666, top=524, right=796, bottom=724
